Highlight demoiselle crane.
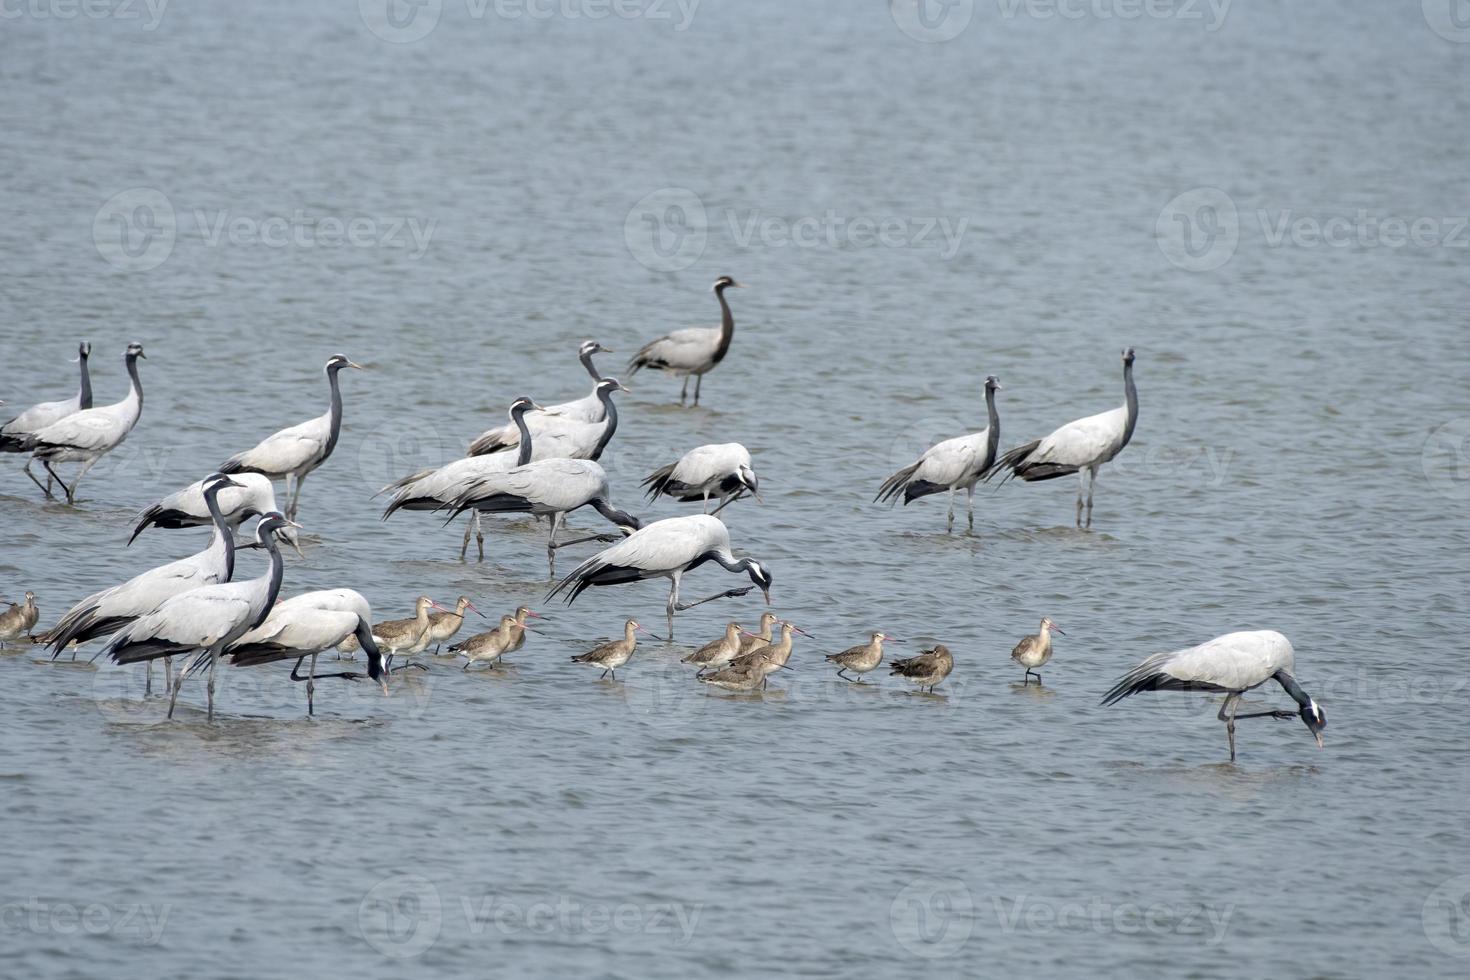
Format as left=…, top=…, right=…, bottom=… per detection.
left=219, top=354, right=365, bottom=519
left=465, top=340, right=612, bottom=453
left=642, top=443, right=761, bottom=515
left=379, top=396, right=541, bottom=560
left=227, top=589, right=389, bottom=715
left=1101, top=630, right=1326, bottom=762
left=0, top=341, right=92, bottom=495
left=45, top=474, right=245, bottom=661
left=876, top=375, right=1001, bottom=531
left=100, top=512, right=299, bottom=722
left=627, top=276, right=744, bottom=406
left=468, top=378, right=627, bottom=460
left=129, top=472, right=301, bottom=555
left=546, top=514, right=772, bottom=639
left=441, top=457, right=643, bottom=575
left=570, top=618, right=662, bottom=680
left=890, top=644, right=955, bottom=693
left=25, top=342, right=146, bottom=504
left=1011, top=618, right=1064, bottom=685
left=990, top=349, right=1137, bottom=528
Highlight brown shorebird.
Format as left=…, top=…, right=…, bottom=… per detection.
left=826, top=632, right=902, bottom=683
left=1011, top=617, right=1064, bottom=685
left=726, top=620, right=808, bottom=689
left=737, top=611, right=779, bottom=655
left=369, top=596, right=449, bottom=671
left=505, top=606, right=542, bottom=655
left=571, top=618, right=662, bottom=680
left=451, top=614, right=536, bottom=670
left=698, top=660, right=782, bottom=691
left=890, top=644, right=954, bottom=693
left=426, top=595, right=484, bottom=653
left=681, top=621, right=743, bottom=673
left=0, top=592, right=38, bottom=648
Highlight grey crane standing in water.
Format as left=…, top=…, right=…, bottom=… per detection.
left=469, top=378, right=627, bottom=460
left=24, top=343, right=146, bottom=505
left=0, top=341, right=91, bottom=495
left=129, top=472, right=302, bottom=556
left=220, top=354, right=365, bottom=520
left=1101, top=629, right=1326, bottom=762
left=100, top=512, right=299, bottom=722
left=45, top=474, right=246, bottom=692
left=627, top=276, right=744, bottom=407
left=547, top=514, right=772, bottom=639
left=989, top=349, right=1138, bottom=528
left=379, top=396, right=541, bottom=560
left=876, top=375, right=1002, bottom=532
left=227, top=589, right=389, bottom=715
left=443, top=457, right=642, bottom=576
left=465, top=340, right=613, bottom=454
left=642, top=443, right=761, bottom=515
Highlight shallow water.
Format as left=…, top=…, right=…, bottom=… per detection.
left=2, top=1, right=1468, bottom=977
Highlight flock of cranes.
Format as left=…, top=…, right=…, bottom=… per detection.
left=1, top=279, right=1327, bottom=761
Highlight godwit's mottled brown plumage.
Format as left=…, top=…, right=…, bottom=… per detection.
left=737, top=612, right=779, bottom=655
left=426, top=595, right=482, bottom=652
left=826, top=632, right=898, bottom=683
left=1011, top=617, right=1064, bottom=685
left=452, top=615, right=528, bottom=670
left=682, top=621, right=743, bottom=672
left=570, top=618, right=660, bottom=680
left=890, top=644, right=954, bottom=693
left=0, top=592, right=38, bottom=648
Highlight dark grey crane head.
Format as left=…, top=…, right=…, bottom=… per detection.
left=596, top=378, right=629, bottom=397
left=711, top=276, right=745, bottom=292
left=985, top=375, right=1002, bottom=392
left=325, top=353, right=366, bottom=373
left=737, top=464, right=762, bottom=502
left=76, top=342, right=91, bottom=361
left=1122, top=347, right=1136, bottom=365
left=203, top=472, right=245, bottom=494
left=1300, top=699, right=1326, bottom=749
left=508, top=395, right=543, bottom=418
left=579, top=340, right=613, bottom=356
left=125, top=342, right=146, bottom=360
left=254, top=511, right=301, bottom=545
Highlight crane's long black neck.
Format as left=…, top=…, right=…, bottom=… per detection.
left=710, top=550, right=757, bottom=578
left=1273, top=670, right=1314, bottom=708
left=203, top=483, right=236, bottom=580
left=712, top=285, right=736, bottom=364
left=984, top=384, right=1000, bottom=465
left=512, top=405, right=534, bottom=466
left=1120, top=360, right=1138, bottom=449
left=580, top=349, right=604, bottom=382
left=77, top=349, right=93, bottom=410
left=355, top=619, right=385, bottom=682
left=124, top=352, right=144, bottom=412
left=323, top=364, right=346, bottom=460
left=249, top=532, right=286, bottom=629
left=591, top=497, right=641, bottom=531
left=590, top=390, right=619, bottom=461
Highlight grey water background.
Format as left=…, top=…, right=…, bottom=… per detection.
left=1, top=1, right=1468, bottom=976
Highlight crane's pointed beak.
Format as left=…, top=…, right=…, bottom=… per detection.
left=1313, top=732, right=1324, bottom=749
left=347, top=360, right=367, bottom=371
left=762, top=589, right=772, bottom=605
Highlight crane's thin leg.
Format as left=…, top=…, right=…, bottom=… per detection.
left=679, top=377, right=689, bottom=406
left=1075, top=471, right=1086, bottom=528
left=709, top=490, right=744, bottom=517
left=164, top=656, right=172, bottom=694
left=307, top=651, right=316, bottom=716
left=475, top=511, right=484, bottom=562
left=545, top=512, right=562, bottom=577
left=693, top=375, right=703, bottom=406
left=206, top=646, right=220, bottom=722
left=66, top=458, right=100, bottom=504
left=673, top=587, right=755, bottom=614
left=666, top=572, right=681, bottom=638
left=167, top=660, right=186, bottom=719
left=459, top=514, right=471, bottom=559
left=1085, top=467, right=1097, bottom=529
left=702, top=490, right=710, bottom=514
left=41, top=460, right=69, bottom=502
left=289, top=473, right=306, bottom=521
left=22, top=460, right=52, bottom=497
left=966, top=485, right=975, bottom=530
left=1217, top=693, right=1240, bottom=761
left=144, top=660, right=153, bottom=695
left=946, top=488, right=955, bottom=533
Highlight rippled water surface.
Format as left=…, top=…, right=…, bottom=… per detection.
left=2, top=2, right=1468, bottom=977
